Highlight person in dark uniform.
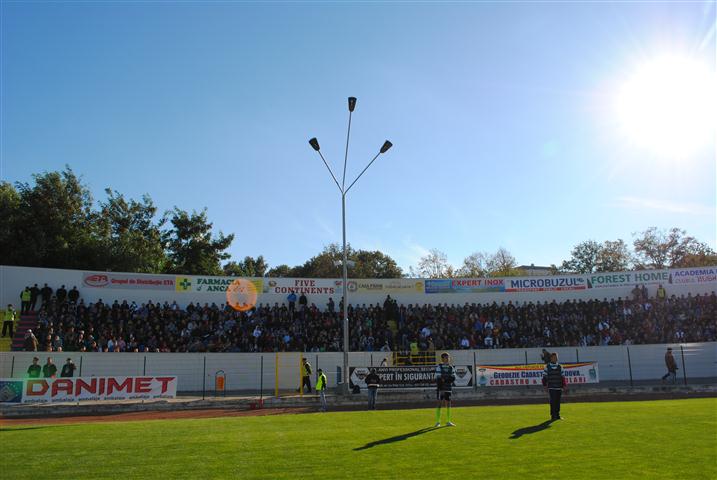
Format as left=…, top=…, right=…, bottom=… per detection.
left=661, top=347, right=678, bottom=384
left=61, top=358, right=76, bottom=377
left=296, top=358, right=312, bottom=393
left=365, top=368, right=381, bottom=410
left=68, top=286, right=80, bottom=304
left=542, top=352, right=567, bottom=420
left=43, top=357, right=58, bottom=378
left=56, top=285, right=67, bottom=304
left=435, top=352, right=456, bottom=427
left=29, top=284, right=40, bottom=311
left=40, top=283, right=53, bottom=307
left=27, top=357, right=41, bottom=378
left=541, top=348, right=551, bottom=364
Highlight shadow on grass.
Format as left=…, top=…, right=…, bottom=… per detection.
left=509, top=420, right=555, bottom=440
left=354, top=427, right=441, bottom=451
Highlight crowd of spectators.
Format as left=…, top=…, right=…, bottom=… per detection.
left=17, top=282, right=717, bottom=354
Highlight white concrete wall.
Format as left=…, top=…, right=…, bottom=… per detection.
left=2, top=343, right=714, bottom=392
left=2, top=265, right=716, bottom=310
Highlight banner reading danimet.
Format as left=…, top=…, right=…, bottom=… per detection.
left=0, top=376, right=178, bottom=404
left=349, top=365, right=473, bottom=389
left=475, top=362, right=599, bottom=387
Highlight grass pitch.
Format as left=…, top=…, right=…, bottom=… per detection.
left=2, top=398, right=716, bottom=479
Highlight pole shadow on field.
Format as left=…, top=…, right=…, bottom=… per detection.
left=509, top=420, right=555, bottom=440
left=354, top=427, right=440, bottom=451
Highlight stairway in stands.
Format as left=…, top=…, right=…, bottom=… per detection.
left=10, top=312, right=38, bottom=351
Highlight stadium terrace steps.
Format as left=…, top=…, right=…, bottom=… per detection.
left=10, top=313, right=38, bottom=352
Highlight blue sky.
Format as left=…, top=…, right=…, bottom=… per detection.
left=2, top=2, right=715, bottom=272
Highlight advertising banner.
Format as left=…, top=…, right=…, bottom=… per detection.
left=425, top=278, right=505, bottom=294
left=262, top=278, right=342, bottom=295
left=475, top=362, right=599, bottom=387
left=1, top=376, right=178, bottom=403
left=505, top=276, right=587, bottom=293
left=0, top=379, right=23, bottom=403
left=83, top=273, right=175, bottom=290
left=349, top=365, right=473, bottom=389
left=175, top=276, right=263, bottom=294
left=346, top=279, right=425, bottom=294
left=669, top=267, right=717, bottom=286
left=586, top=270, right=670, bottom=289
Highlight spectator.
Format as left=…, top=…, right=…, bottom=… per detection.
left=27, top=357, right=41, bottom=378
left=68, top=286, right=80, bottom=304
left=287, top=290, right=297, bottom=317
left=30, top=284, right=40, bottom=311
left=56, top=285, right=67, bottom=304
left=2, top=304, right=16, bottom=338
left=61, top=358, right=76, bottom=377
left=43, top=358, right=57, bottom=378
left=40, top=283, right=53, bottom=307
left=24, top=329, right=38, bottom=352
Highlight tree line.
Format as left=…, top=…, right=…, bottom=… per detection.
left=1, top=167, right=714, bottom=278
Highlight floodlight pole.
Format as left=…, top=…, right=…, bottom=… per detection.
left=308, top=98, right=392, bottom=395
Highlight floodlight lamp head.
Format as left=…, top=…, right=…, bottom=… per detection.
left=380, top=140, right=393, bottom=154
left=309, top=138, right=321, bottom=151
left=348, top=97, right=357, bottom=112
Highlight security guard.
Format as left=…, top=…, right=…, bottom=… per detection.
left=20, top=287, right=32, bottom=314
left=2, top=304, right=16, bottom=338
left=542, top=352, right=567, bottom=420
left=435, top=352, right=456, bottom=427
left=316, top=368, right=328, bottom=412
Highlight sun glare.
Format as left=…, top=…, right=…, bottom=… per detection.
left=615, top=55, right=716, bottom=157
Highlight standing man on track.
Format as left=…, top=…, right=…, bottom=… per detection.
left=435, top=352, right=456, bottom=427
left=365, top=368, right=381, bottom=410
left=661, top=347, right=678, bottom=384
left=297, top=357, right=312, bottom=393
left=316, top=368, right=328, bottom=412
left=542, top=352, right=567, bottom=420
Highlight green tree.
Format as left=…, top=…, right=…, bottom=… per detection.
left=561, top=239, right=633, bottom=273
left=597, top=239, right=632, bottom=272
left=279, top=244, right=402, bottom=278
left=415, top=248, right=450, bottom=278
left=486, top=247, right=523, bottom=277
left=0, top=182, right=21, bottom=265
left=97, top=189, right=166, bottom=273
left=12, top=167, right=103, bottom=269
left=266, top=264, right=294, bottom=277
left=560, top=240, right=602, bottom=273
left=223, top=256, right=269, bottom=277
left=351, top=249, right=403, bottom=278
left=163, top=208, right=234, bottom=275
left=456, top=252, right=489, bottom=277
left=633, top=227, right=716, bottom=269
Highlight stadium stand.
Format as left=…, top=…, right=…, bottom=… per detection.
left=13, top=285, right=716, bottom=353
